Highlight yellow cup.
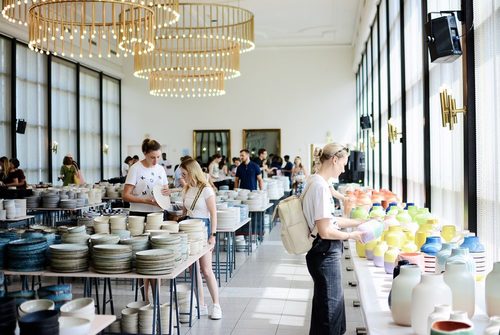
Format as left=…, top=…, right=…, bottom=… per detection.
left=441, top=225, right=457, bottom=242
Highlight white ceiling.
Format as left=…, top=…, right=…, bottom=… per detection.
left=216, top=0, right=363, bottom=47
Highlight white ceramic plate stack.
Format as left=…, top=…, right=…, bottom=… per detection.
left=42, top=193, right=60, bottom=208
left=25, top=196, right=41, bottom=209
left=176, top=284, right=196, bottom=323
left=217, top=207, right=240, bottom=230
left=216, top=202, right=228, bottom=210
left=59, top=316, right=92, bottom=335
left=93, top=217, right=110, bottom=234
left=138, top=305, right=155, bottom=334
left=60, top=199, right=77, bottom=209
left=235, top=235, right=246, bottom=252
left=77, top=217, right=94, bottom=235
left=150, top=235, right=182, bottom=259
left=128, top=216, right=145, bottom=236
left=266, top=179, right=280, bottom=200
left=238, top=189, right=251, bottom=197
left=107, top=320, right=121, bottom=334
left=146, top=213, right=163, bottom=230
left=146, top=229, right=170, bottom=238
left=92, top=244, right=132, bottom=274
left=14, top=199, right=27, bottom=217
left=170, top=233, right=189, bottom=261
left=135, top=249, right=177, bottom=275
left=161, top=221, right=180, bottom=233
left=18, top=299, right=55, bottom=318
left=4, top=199, right=16, bottom=219
left=121, top=308, right=139, bottom=334
left=60, top=298, right=95, bottom=321
left=179, top=219, right=206, bottom=255
left=90, top=233, right=120, bottom=246
left=49, top=244, right=89, bottom=272
left=119, top=236, right=150, bottom=267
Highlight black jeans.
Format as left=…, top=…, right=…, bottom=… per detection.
left=306, top=237, right=346, bottom=335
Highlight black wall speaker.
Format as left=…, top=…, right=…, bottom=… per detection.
left=339, top=150, right=365, bottom=184
left=16, top=119, right=27, bottom=134
left=425, top=13, right=462, bottom=63
left=360, top=115, right=372, bottom=130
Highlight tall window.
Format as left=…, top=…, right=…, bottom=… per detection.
left=428, top=0, right=464, bottom=227
left=0, top=37, right=11, bottom=158
left=79, top=68, right=101, bottom=184
left=379, top=0, right=389, bottom=189
left=404, top=0, right=425, bottom=206
left=372, top=15, right=381, bottom=189
left=102, top=75, right=121, bottom=180
left=474, top=0, right=500, bottom=262
left=388, top=0, right=403, bottom=197
left=51, top=58, right=77, bottom=184
left=16, top=43, right=48, bottom=183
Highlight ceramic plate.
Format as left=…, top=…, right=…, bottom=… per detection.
left=153, top=185, right=171, bottom=210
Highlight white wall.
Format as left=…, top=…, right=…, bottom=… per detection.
left=121, top=45, right=356, bottom=168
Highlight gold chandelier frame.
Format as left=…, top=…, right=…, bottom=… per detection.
left=1, top=0, right=31, bottom=26
left=26, top=0, right=178, bottom=59
left=149, top=70, right=225, bottom=98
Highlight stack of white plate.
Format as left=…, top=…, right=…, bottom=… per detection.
left=161, top=221, right=179, bottom=233
left=266, top=180, right=281, bottom=200
left=238, top=189, right=251, bottom=197
left=176, top=284, right=196, bottom=323
left=146, top=230, right=170, bottom=238
left=135, top=249, right=177, bottom=275
left=14, top=199, right=27, bottom=217
left=61, top=231, right=90, bottom=245
left=107, top=320, right=121, bottom=334
left=146, top=213, right=163, bottom=230
left=92, top=244, right=132, bottom=274
left=233, top=204, right=249, bottom=221
left=216, top=202, right=228, bottom=210
left=120, top=236, right=150, bottom=267
left=60, top=199, right=78, bottom=209
left=93, top=217, right=110, bottom=234
left=90, top=233, right=120, bottom=246
left=121, top=308, right=139, bottom=334
left=235, top=235, right=246, bottom=252
left=179, top=219, right=206, bottom=254
left=60, top=298, right=95, bottom=321
left=274, top=175, right=291, bottom=192
left=4, top=200, right=16, bottom=219
left=25, top=196, right=41, bottom=209
left=170, top=233, right=189, bottom=261
left=49, top=244, right=89, bottom=272
left=138, top=306, right=155, bottom=334
left=150, top=235, right=182, bottom=260
left=42, top=193, right=60, bottom=208
left=128, top=216, right=145, bottom=236
left=217, top=207, right=240, bottom=230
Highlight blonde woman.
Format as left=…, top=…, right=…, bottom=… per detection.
left=291, top=156, right=308, bottom=195
left=302, top=143, right=365, bottom=335
left=180, top=158, right=222, bottom=320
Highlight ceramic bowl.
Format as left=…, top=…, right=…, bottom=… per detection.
left=60, top=298, right=95, bottom=321
left=126, top=301, right=150, bottom=311
left=19, top=299, right=55, bottom=317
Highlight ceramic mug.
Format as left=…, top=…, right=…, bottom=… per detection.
left=430, top=320, right=474, bottom=335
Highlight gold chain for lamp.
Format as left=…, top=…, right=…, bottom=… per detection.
left=26, top=0, right=179, bottom=59
left=149, top=70, right=225, bottom=98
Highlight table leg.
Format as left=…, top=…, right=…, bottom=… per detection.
left=169, top=279, right=174, bottom=335
left=215, top=232, right=221, bottom=287
left=93, top=278, right=100, bottom=314
left=173, top=278, right=180, bottom=335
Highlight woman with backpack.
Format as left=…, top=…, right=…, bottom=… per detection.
left=302, top=143, right=365, bottom=335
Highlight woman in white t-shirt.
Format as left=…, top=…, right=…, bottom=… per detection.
left=302, top=143, right=365, bottom=335
left=180, top=158, right=222, bottom=320
left=123, top=138, right=170, bottom=302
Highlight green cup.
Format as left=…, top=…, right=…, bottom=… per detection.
left=430, top=321, right=474, bottom=335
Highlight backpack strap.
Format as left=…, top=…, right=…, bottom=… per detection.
left=189, top=186, right=205, bottom=211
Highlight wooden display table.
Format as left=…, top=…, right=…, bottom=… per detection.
left=0, top=215, right=36, bottom=228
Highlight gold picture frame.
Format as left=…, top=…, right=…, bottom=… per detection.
left=242, top=129, right=281, bottom=157
left=193, top=129, right=231, bottom=165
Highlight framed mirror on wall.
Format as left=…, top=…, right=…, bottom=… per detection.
left=242, top=129, right=281, bottom=158
left=193, top=129, right=231, bottom=168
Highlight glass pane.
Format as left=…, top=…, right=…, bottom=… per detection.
left=0, top=37, right=11, bottom=158
left=102, top=75, right=121, bottom=180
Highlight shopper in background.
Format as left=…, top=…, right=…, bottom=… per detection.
left=122, top=156, right=133, bottom=177
left=218, top=156, right=229, bottom=176
left=208, top=153, right=222, bottom=181
left=292, top=156, right=308, bottom=195
left=234, top=149, right=264, bottom=191
left=72, top=160, right=84, bottom=185
left=132, top=155, right=140, bottom=164
left=59, top=155, right=78, bottom=186
left=0, top=156, right=9, bottom=185
left=160, top=153, right=174, bottom=177
left=282, top=155, right=293, bottom=178
left=229, top=157, right=240, bottom=177
left=5, top=158, right=27, bottom=188
left=302, top=143, right=365, bottom=335
left=180, top=158, right=222, bottom=320
left=123, top=138, right=170, bottom=302
left=174, top=155, right=192, bottom=188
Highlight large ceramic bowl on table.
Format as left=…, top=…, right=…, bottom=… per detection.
left=19, top=299, right=55, bottom=317
left=60, top=298, right=95, bottom=321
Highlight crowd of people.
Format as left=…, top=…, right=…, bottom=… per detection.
left=0, top=156, right=26, bottom=188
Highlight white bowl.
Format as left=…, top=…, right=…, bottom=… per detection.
left=59, top=316, right=92, bottom=335
left=126, top=301, right=150, bottom=311
left=19, top=299, right=55, bottom=317
left=60, top=298, right=95, bottom=320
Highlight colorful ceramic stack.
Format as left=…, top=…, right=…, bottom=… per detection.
left=421, top=236, right=442, bottom=274
left=460, top=235, right=486, bottom=280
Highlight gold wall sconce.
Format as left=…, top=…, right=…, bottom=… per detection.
left=388, top=119, right=402, bottom=143
left=369, top=133, right=378, bottom=150
left=103, top=144, right=109, bottom=155
left=440, top=88, right=466, bottom=130
left=51, top=141, right=58, bottom=154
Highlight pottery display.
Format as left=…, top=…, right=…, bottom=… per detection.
left=484, top=316, right=500, bottom=335
left=443, top=262, right=475, bottom=318
left=421, top=236, right=442, bottom=256
left=372, top=241, right=388, bottom=268
left=397, top=252, right=425, bottom=271
left=385, top=225, right=406, bottom=248
left=460, top=235, right=485, bottom=253
left=436, top=243, right=458, bottom=274
left=384, top=246, right=400, bottom=274
left=390, top=264, right=421, bottom=326
left=364, top=239, right=379, bottom=260
left=355, top=240, right=366, bottom=258
left=427, top=304, right=452, bottom=334
left=485, top=261, right=500, bottom=317
left=430, top=320, right=474, bottom=335
left=401, top=240, right=419, bottom=253
left=357, top=220, right=384, bottom=243
left=411, top=273, right=452, bottom=335
left=441, top=225, right=457, bottom=243
left=446, top=248, right=476, bottom=275
left=350, top=206, right=369, bottom=220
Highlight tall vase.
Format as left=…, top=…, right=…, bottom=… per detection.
left=373, top=241, right=388, bottom=268
left=446, top=248, right=476, bottom=274
left=411, top=273, right=452, bottom=335
left=486, top=262, right=500, bottom=317
left=384, top=246, right=400, bottom=274
left=443, top=262, right=475, bottom=318
left=391, top=264, right=421, bottom=326
left=435, top=243, right=458, bottom=274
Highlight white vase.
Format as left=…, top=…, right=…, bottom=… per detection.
left=391, top=264, right=422, bottom=326
left=427, top=304, right=451, bottom=334
left=484, top=316, right=500, bottom=335
left=443, top=262, right=475, bottom=318
left=486, top=262, right=500, bottom=317
left=449, top=310, right=473, bottom=326
left=411, top=273, right=452, bottom=335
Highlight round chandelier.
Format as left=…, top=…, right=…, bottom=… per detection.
left=149, top=70, right=225, bottom=98
left=1, top=0, right=31, bottom=26
left=26, top=0, right=179, bottom=59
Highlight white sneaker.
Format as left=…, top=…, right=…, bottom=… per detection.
left=211, top=304, right=222, bottom=320
left=199, top=304, right=208, bottom=316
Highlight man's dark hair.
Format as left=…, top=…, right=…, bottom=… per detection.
left=240, top=149, right=250, bottom=154
left=284, top=155, right=290, bottom=161
left=258, top=148, right=267, bottom=156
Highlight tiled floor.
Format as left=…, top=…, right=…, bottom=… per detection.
left=5, top=223, right=366, bottom=334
